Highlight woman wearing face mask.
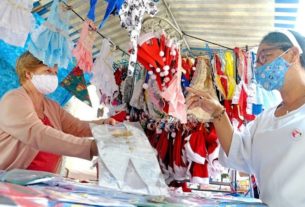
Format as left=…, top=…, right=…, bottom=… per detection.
left=187, top=30, right=305, bottom=206
left=0, top=51, right=116, bottom=173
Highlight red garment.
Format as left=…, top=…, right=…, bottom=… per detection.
left=114, top=69, right=123, bottom=86
left=111, top=111, right=127, bottom=122
left=27, top=115, right=61, bottom=173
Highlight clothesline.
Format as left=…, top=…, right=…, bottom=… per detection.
left=181, top=31, right=234, bottom=50
left=62, top=1, right=129, bottom=56
left=34, top=2, right=254, bottom=59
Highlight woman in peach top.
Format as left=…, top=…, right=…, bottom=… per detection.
left=0, top=51, right=115, bottom=173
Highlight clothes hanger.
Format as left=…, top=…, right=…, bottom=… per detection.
left=142, top=16, right=183, bottom=40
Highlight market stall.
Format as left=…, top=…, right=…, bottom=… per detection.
left=0, top=0, right=304, bottom=206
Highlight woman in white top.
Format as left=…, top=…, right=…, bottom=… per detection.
left=187, top=30, right=305, bottom=207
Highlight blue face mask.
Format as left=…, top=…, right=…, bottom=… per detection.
left=255, top=53, right=291, bottom=91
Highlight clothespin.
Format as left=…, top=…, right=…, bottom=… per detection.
left=245, top=45, right=249, bottom=52
left=205, top=43, right=213, bottom=60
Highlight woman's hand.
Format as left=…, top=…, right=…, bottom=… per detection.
left=93, top=118, right=117, bottom=125
left=186, top=87, right=223, bottom=116
left=187, top=87, right=233, bottom=155
left=102, top=118, right=116, bottom=125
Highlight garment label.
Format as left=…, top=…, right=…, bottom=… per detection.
left=108, top=124, right=133, bottom=137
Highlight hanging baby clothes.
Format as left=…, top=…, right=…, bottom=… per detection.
left=129, top=67, right=146, bottom=110
left=72, top=20, right=96, bottom=72
left=91, top=122, right=168, bottom=196
left=187, top=56, right=218, bottom=122
left=0, top=0, right=34, bottom=47
left=213, top=51, right=236, bottom=120
left=223, top=51, right=236, bottom=100
left=28, top=0, right=73, bottom=69
left=87, top=0, right=98, bottom=21
left=60, top=66, right=92, bottom=106
left=99, top=0, right=125, bottom=29
left=161, top=52, right=187, bottom=124
left=230, top=48, right=256, bottom=129
left=144, top=76, right=166, bottom=119
left=121, top=76, right=134, bottom=105
left=173, top=129, right=187, bottom=181
left=184, top=124, right=219, bottom=184
left=91, top=39, right=118, bottom=103
left=119, top=0, right=158, bottom=76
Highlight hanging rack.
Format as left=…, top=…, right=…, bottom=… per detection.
left=161, top=0, right=192, bottom=54
left=142, top=16, right=183, bottom=39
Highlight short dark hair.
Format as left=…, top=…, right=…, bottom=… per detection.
left=260, top=30, right=305, bottom=67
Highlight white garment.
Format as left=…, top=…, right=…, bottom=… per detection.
left=91, top=39, right=118, bottom=101
left=219, top=103, right=305, bottom=207
left=91, top=122, right=168, bottom=196
left=0, top=0, right=34, bottom=47
left=119, top=0, right=158, bottom=76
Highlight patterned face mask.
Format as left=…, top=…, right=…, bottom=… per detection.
left=255, top=50, right=291, bottom=91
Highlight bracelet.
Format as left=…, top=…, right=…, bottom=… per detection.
left=211, top=107, right=226, bottom=121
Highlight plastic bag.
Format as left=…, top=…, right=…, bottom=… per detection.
left=91, top=122, right=168, bottom=196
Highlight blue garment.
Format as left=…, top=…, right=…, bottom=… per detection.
left=87, top=0, right=98, bottom=21
left=181, top=74, right=190, bottom=89
left=99, top=0, right=125, bottom=29
left=257, top=85, right=282, bottom=111
left=28, top=0, right=72, bottom=69
left=0, top=39, right=72, bottom=106
left=0, top=13, right=73, bottom=106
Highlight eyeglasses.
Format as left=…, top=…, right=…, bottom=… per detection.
left=256, top=46, right=284, bottom=66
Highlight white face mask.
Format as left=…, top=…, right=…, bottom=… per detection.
left=31, top=74, right=58, bottom=95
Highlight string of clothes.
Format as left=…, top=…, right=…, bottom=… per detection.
left=2, top=0, right=254, bottom=71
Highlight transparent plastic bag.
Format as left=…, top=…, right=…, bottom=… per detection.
left=91, top=122, right=168, bottom=196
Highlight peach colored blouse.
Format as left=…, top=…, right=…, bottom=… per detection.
left=0, top=87, right=93, bottom=171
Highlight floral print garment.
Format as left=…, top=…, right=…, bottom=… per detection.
left=119, top=0, right=158, bottom=76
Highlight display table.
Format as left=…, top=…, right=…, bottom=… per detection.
left=0, top=170, right=267, bottom=207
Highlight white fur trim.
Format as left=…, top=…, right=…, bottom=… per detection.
left=185, top=142, right=206, bottom=164
left=190, top=176, right=209, bottom=184
left=173, top=164, right=187, bottom=180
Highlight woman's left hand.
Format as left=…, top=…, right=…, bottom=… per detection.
left=102, top=118, right=116, bottom=125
